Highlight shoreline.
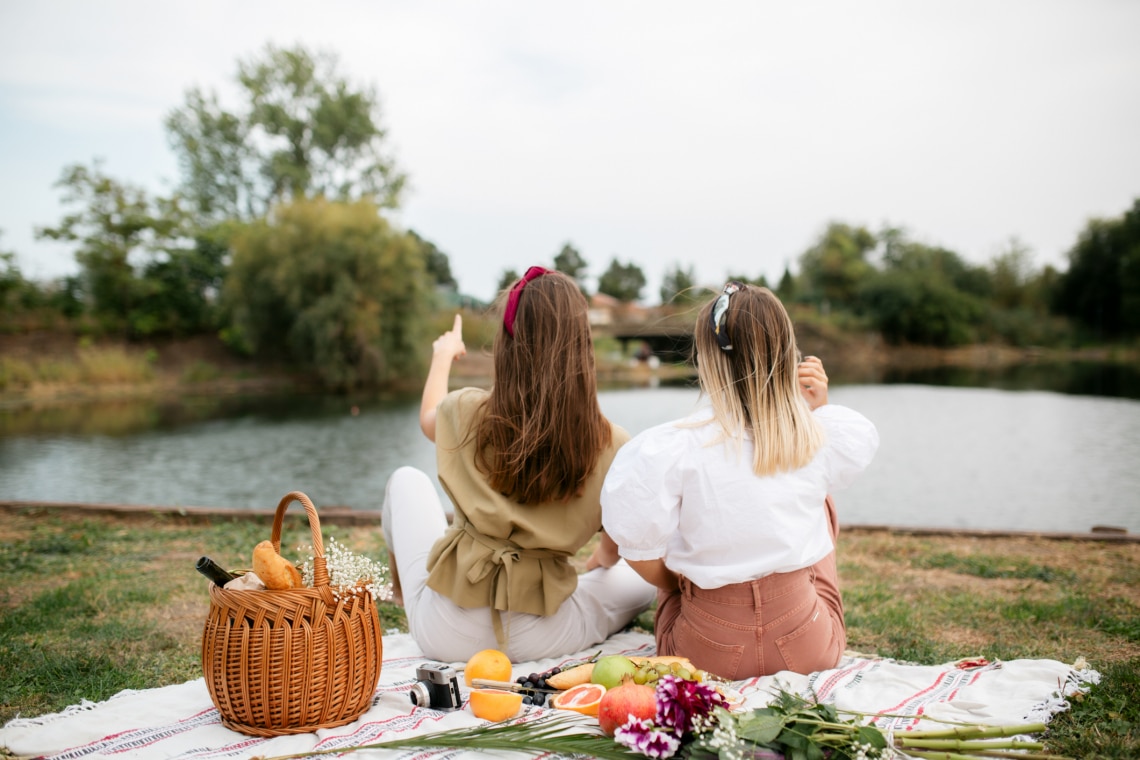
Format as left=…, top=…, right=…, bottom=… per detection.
left=3, top=499, right=1135, bottom=542
left=2, top=328, right=1136, bottom=411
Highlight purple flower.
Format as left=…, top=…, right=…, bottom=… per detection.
left=614, top=717, right=682, bottom=759
left=655, top=675, right=729, bottom=737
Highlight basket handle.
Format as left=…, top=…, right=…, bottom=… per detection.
left=270, top=491, right=330, bottom=589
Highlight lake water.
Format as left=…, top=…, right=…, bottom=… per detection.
left=2, top=372, right=1139, bottom=533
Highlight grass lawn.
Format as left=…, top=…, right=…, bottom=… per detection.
left=1, top=506, right=1136, bottom=757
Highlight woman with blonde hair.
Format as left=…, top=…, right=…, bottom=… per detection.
left=601, top=283, right=879, bottom=679
left=382, top=266, right=654, bottom=663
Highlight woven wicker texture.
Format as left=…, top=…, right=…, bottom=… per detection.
left=201, top=491, right=383, bottom=736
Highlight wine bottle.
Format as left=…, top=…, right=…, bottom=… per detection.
left=196, top=556, right=238, bottom=587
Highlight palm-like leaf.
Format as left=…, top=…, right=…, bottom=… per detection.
left=254, top=712, right=641, bottom=760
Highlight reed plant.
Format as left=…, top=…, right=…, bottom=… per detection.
left=0, top=508, right=1136, bottom=756
left=0, top=344, right=156, bottom=392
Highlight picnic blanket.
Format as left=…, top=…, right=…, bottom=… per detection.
left=1, top=631, right=1098, bottom=760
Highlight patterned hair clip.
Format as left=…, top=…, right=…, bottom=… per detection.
left=710, top=282, right=743, bottom=351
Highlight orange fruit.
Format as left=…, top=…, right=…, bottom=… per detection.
left=464, top=648, right=512, bottom=687
left=468, top=688, right=523, bottom=722
left=550, top=682, right=607, bottom=717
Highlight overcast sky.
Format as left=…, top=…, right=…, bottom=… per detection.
left=1, top=1, right=1138, bottom=304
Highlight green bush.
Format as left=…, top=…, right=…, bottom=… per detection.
left=222, top=198, right=434, bottom=390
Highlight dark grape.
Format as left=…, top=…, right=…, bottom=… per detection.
left=522, top=695, right=534, bottom=705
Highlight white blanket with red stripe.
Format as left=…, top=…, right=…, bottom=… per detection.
left=0, top=631, right=1097, bottom=760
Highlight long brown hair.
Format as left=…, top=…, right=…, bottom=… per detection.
left=694, top=284, right=824, bottom=476
left=475, top=270, right=612, bottom=504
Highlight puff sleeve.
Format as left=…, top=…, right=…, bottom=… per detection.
left=815, top=404, right=880, bottom=491
left=599, top=422, right=686, bottom=561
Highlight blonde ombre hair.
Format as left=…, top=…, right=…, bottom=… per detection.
left=693, top=284, right=824, bottom=476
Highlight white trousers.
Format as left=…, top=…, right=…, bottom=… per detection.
left=381, top=466, right=656, bottom=663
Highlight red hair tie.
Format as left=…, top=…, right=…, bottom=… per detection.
left=503, top=266, right=552, bottom=337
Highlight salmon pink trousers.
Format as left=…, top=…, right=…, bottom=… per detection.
left=654, top=495, right=846, bottom=681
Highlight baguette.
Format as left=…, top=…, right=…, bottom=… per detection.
left=252, top=540, right=303, bottom=590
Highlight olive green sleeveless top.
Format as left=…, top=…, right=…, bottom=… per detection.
left=425, top=388, right=629, bottom=644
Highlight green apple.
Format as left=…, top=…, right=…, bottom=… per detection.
left=590, top=655, right=638, bottom=690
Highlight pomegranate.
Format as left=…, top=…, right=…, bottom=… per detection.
left=597, top=677, right=657, bottom=736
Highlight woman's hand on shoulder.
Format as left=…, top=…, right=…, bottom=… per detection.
left=798, top=355, right=829, bottom=410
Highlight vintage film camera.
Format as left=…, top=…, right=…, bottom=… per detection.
left=408, top=662, right=463, bottom=711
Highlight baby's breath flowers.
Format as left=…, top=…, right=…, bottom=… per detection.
left=298, top=537, right=393, bottom=602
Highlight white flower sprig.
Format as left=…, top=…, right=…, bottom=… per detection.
left=298, top=537, right=393, bottom=602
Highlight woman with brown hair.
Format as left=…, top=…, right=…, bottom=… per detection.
left=601, top=283, right=879, bottom=680
left=382, top=267, right=655, bottom=662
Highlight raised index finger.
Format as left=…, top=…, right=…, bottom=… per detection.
left=452, top=313, right=463, bottom=334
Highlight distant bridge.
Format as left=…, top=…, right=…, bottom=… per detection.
left=592, top=318, right=695, bottom=364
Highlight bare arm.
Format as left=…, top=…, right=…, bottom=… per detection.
left=627, top=558, right=680, bottom=592
left=585, top=531, right=621, bottom=571
left=419, top=314, right=466, bottom=442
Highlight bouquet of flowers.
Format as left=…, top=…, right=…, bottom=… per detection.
left=298, top=537, right=393, bottom=602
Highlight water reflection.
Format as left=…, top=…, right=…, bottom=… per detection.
left=2, top=363, right=1139, bottom=533
left=882, top=361, right=1140, bottom=399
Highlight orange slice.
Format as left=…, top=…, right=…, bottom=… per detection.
left=550, top=682, right=607, bottom=716
left=464, top=648, right=512, bottom=687
left=468, top=688, right=523, bottom=722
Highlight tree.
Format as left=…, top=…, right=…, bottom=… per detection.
left=409, top=230, right=457, bottom=291
left=553, top=242, right=588, bottom=293
left=1053, top=199, right=1140, bottom=339
left=0, top=234, right=36, bottom=312
left=724, top=272, right=770, bottom=288
left=497, top=268, right=520, bottom=294
left=988, top=238, right=1035, bottom=311
left=776, top=265, right=797, bottom=301
left=879, top=226, right=991, bottom=299
left=222, top=197, right=433, bottom=389
left=859, top=269, right=985, bottom=346
left=597, top=258, right=647, bottom=303
left=166, top=44, right=406, bottom=224
left=132, top=222, right=229, bottom=335
left=798, top=222, right=876, bottom=311
left=660, top=263, right=701, bottom=306
left=861, top=229, right=990, bottom=345
left=35, top=161, right=189, bottom=333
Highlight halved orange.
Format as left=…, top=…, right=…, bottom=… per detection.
left=550, top=682, right=607, bottom=716
left=468, top=688, right=524, bottom=722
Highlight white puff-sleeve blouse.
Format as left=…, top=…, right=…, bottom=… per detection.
left=600, top=404, right=879, bottom=589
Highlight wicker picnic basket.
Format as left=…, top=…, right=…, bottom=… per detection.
left=201, top=491, right=383, bottom=736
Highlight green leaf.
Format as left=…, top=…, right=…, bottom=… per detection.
left=736, top=712, right=785, bottom=744
left=782, top=731, right=809, bottom=750
left=857, top=724, right=888, bottom=749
